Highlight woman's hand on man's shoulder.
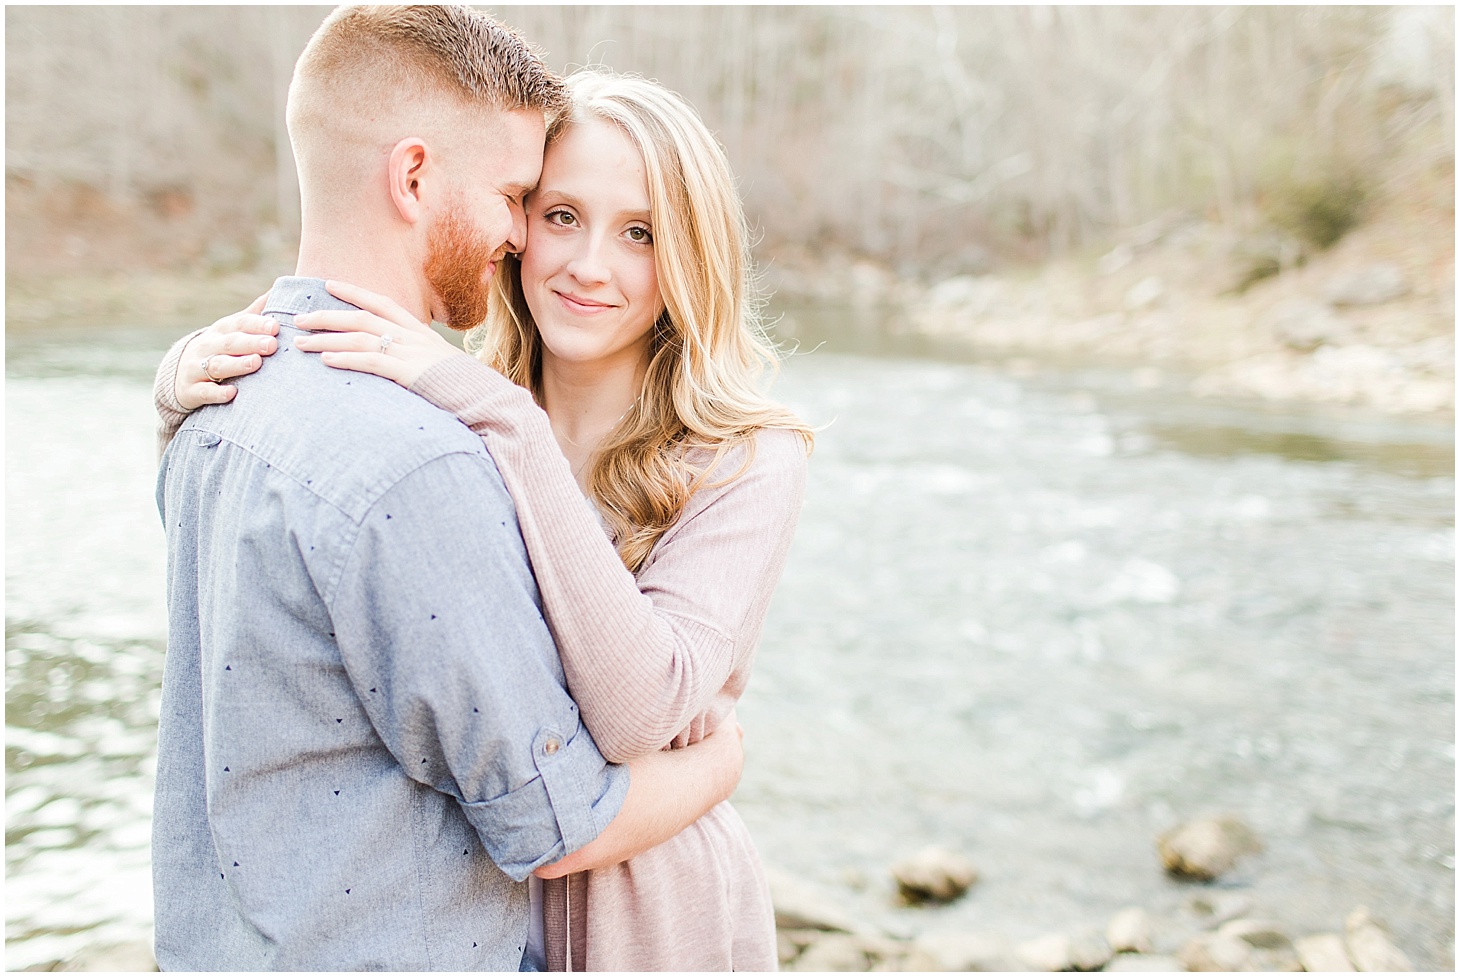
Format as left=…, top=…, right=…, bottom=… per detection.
left=176, top=292, right=278, bottom=410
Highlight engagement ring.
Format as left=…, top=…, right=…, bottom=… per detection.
left=379, top=334, right=394, bottom=353
left=202, top=355, right=225, bottom=383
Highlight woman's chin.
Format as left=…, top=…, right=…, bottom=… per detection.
left=539, top=333, right=652, bottom=376
left=539, top=340, right=618, bottom=372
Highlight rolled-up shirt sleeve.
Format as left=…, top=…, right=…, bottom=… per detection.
left=325, top=449, right=628, bottom=881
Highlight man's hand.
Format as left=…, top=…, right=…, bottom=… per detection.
left=533, top=713, right=745, bottom=879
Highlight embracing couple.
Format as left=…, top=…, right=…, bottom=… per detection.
left=152, top=5, right=810, bottom=972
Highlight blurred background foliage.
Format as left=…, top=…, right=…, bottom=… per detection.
left=5, top=6, right=1452, bottom=282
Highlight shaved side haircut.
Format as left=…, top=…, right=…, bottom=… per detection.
left=288, top=4, right=566, bottom=200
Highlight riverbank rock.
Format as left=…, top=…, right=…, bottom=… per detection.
left=1178, top=931, right=1256, bottom=971
left=1185, top=892, right=1253, bottom=928
left=1107, top=907, right=1153, bottom=953
left=1344, top=906, right=1413, bottom=971
left=891, top=846, right=979, bottom=904
left=1325, top=263, right=1410, bottom=307
left=1266, top=299, right=1354, bottom=351
left=779, top=928, right=823, bottom=965
left=917, top=932, right=1019, bottom=971
left=791, top=933, right=872, bottom=972
left=1192, top=340, right=1454, bottom=413
left=1105, top=952, right=1188, bottom=972
left=786, top=932, right=930, bottom=972
left=55, top=942, right=157, bottom=972
left=1125, top=276, right=1165, bottom=311
left=766, top=866, right=858, bottom=932
left=872, top=939, right=941, bottom=972
left=1217, top=918, right=1301, bottom=971
left=1014, top=930, right=1112, bottom=972
left=1158, top=817, right=1261, bottom=880
left=1017, top=934, right=1075, bottom=972
left=1294, top=933, right=1355, bottom=972
left=1067, top=929, right=1115, bottom=971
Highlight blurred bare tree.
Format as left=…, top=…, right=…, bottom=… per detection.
left=5, top=5, right=1452, bottom=278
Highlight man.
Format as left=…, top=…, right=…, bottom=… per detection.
left=153, top=6, right=742, bottom=970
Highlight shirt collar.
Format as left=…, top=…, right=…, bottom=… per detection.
left=263, top=277, right=359, bottom=320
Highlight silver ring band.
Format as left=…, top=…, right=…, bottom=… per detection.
left=202, top=356, right=225, bottom=383
left=379, top=334, right=394, bottom=354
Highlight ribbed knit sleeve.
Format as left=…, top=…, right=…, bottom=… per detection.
left=409, top=352, right=807, bottom=763
left=154, top=328, right=205, bottom=458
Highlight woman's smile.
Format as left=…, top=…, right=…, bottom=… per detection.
left=554, top=289, right=618, bottom=314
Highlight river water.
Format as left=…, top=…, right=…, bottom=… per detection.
left=6, top=312, right=1454, bottom=970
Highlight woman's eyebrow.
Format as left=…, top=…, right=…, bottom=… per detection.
left=533, top=189, right=580, bottom=206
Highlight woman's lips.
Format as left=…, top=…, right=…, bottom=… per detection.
left=556, top=291, right=614, bottom=314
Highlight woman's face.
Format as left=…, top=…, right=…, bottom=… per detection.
left=520, top=118, right=665, bottom=376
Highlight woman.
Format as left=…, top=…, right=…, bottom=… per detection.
left=155, top=70, right=811, bottom=971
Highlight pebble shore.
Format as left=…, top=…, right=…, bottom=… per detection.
left=769, top=819, right=1418, bottom=972
left=29, top=818, right=1421, bottom=973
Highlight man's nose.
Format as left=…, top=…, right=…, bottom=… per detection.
left=505, top=202, right=528, bottom=255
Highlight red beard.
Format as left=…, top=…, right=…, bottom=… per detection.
left=423, top=203, right=499, bottom=331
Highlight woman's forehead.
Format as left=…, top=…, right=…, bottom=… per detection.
left=540, top=118, right=646, bottom=194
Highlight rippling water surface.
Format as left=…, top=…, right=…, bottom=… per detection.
left=6, top=317, right=1454, bottom=969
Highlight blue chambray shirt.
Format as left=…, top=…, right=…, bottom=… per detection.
left=153, top=277, right=628, bottom=971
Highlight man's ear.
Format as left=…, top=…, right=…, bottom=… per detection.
left=386, top=137, right=431, bottom=225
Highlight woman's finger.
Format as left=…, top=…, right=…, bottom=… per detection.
left=189, top=322, right=276, bottom=359
left=220, top=331, right=277, bottom=356
left=292, top=330, right=385, bottom=354
left=317, top=350, right=408, bottom=385
left=325, top=280, right=434, bottom=335
left=204, top=353, right=264, bottom=381
left=212, top=312, right=279, bottom=338
left=292, top=309, right=390, bottom=335
left=188, top=381, right=240, bottom=406
left=236, top=313, right=279, bottom=336
left=245, top=292, right=269, bottom=315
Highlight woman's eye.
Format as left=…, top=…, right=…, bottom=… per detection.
left=627, top=226, right=653, bottom=244
left=546, top=210, right=576, bottom=227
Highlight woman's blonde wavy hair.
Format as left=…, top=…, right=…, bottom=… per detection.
left=466, top=70, right=813, bottom=572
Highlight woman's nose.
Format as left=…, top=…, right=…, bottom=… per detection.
left=566, top=236, right=611, bottom=285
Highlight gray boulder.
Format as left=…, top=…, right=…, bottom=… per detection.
left=1295, top=933, right=1355, bottom=972
left=1178, top=931, right=1254, bottom=972
left=1325, top=263, right=1409, bottom=307
left=892, top=846, right=979, bottom=904
left=766, top=866, right=859, bottom=932
left=1106, top=907, right=1153, bottom=954
left=1016, top=933, right=1076, bottom=972
left=1267, top=300, right=1355, bottom=352
left=1105, top=953, right=1188, bottom=972
left=1344, top=906, right=1413, bottom=971
left=917, top=932, right=1019, bottom=972
left=1067, top=930, right=1115, bottom=972
left=1158, top=817, right=1262, bottom=880
left=792, top=933, right=872, bottom=972
left=1184, top=891, right=1253, bottom=928
left=1014, top=930, right=1111, bottom=972
left=871, top=941, right=942, bottom=972
left=1217, top=919, right=1301, bottom=971
left=779, top=928, right=822, bottom=966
